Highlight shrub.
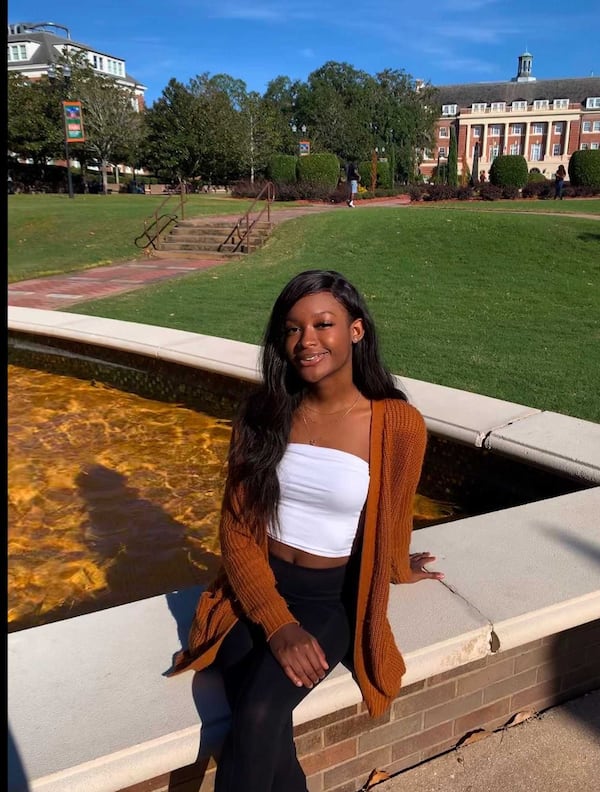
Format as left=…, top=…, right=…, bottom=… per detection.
left=489, top=155, right=529, bottom=188
left=527, top=170, right=547, bottom=183
left=297, top=153, right=339, bottom=188
left=267, top=154, right=298, bottom=184
left=456, top=185, right=473, bottom=200
left=521, top=180, right=552, bottom=199
left=568, top=150, right=600, bottom=188
left=478, top=183, right=503, bottom=201
left=422, top=184, right=457, bottom=201
left=230, top=179, right=269, bottom=198
left=407, top=184, right=426, bottom=202
left=501, top=184, right=521, bottom=199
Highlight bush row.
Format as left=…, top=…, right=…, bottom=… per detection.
left=405, top=182, right=600, bottom=202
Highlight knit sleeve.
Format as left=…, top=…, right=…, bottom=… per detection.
left=219, top=500, right=299, bottom=640
left=382, top=402, right=428, bottom=584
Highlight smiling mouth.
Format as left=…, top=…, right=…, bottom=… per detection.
left=298, top=352, right=327, bottom=365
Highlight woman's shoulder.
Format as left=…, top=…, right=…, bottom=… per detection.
left=377, top=397, right=427, bottom=433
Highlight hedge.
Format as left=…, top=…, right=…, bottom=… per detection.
left=568, top=150, right=600, bottom=188
left=267, top=154, right=298, bottom=183
left=489, top=155, right=529, bottom=188
left=297, top=153, right=340, bottom=188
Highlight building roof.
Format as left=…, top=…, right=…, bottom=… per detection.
left=7, top=27, right=146, bottom=92
left=432, top=76, right=600, bottom=109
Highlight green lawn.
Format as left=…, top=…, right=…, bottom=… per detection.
left=9, top=196, right=600, bottom=422
left=7, top=193, right=287, bottom=282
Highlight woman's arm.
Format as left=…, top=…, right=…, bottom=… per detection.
left=382, top=403, right=428, bottom=583
left=219, top=504, right=298, bottom=639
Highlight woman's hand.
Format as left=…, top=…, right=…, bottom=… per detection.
left=408, top=551, right=444, bottom=583
left=268, top=623, right=329, bottom=688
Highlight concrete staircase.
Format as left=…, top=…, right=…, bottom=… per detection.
left=156, top=217, right=273, bottom=259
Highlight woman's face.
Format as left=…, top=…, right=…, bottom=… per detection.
left=283, top=291, right=364, bottom=385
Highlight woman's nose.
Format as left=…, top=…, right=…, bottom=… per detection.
left=298, top=327, right=317, bottom=347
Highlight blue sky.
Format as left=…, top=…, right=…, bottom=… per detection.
left=8, top=0, right=600, bottom=106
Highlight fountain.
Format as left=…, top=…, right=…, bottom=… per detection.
left=8, top=306, right=600, bottom=792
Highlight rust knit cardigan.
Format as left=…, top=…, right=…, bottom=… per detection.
left=170, top=398, right=427, bottom=718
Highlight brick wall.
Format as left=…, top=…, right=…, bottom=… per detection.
left=121, top=619, right=599, bottom=792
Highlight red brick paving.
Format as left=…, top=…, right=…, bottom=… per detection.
left=7, top=257, right=233, bottom=310
left=8, top=199, right=413, bottom=311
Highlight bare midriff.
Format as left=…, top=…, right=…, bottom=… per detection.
left=268, top=536, right=350, bottom=569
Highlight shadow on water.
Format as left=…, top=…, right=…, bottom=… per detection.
left=75, top=463, right=222, bottom=610
left=164, top=588, right=231, bottom=791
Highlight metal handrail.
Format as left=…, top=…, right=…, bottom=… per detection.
left=134, top=183, right=188, bottom=251
left=219, top=181, right=275, bottom=254
left=134, top=213, right=178, bottom=249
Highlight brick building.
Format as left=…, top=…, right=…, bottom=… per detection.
left=421, top=52, right=600, bottom=181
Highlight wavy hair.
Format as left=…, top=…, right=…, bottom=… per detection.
left=223, top=269, right=406, bottom=540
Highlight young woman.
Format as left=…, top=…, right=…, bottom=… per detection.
left=346, top=162, right=360, bottom=206
left=170, top=269, right=443, bottom=791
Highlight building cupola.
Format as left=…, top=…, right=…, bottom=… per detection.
left=514, top=51, right=536, bottom=82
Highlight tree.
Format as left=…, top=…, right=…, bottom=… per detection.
left=447, top=126, right=458, bottom=187
left=7, top=73, right=62, bottom=164
left=238, top=92, right=282, bottom=183
left=79, top=77, right=141, bottom=192
left=143, top=79, right=204, bottom=183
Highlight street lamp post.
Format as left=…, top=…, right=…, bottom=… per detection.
left=48, top=63, right=75, bottom=199
left=290, top=122, right=309, bottom=156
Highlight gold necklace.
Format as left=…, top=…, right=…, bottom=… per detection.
left=300, top=392, right=361, bottom=446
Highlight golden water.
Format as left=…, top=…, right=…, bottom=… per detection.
left=8, top=364, right=455, bottom=632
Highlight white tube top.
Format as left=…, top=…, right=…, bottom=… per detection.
left=267, top=443, right=370, bottom=558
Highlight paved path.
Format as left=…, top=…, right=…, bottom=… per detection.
left=8, top=199, right=406, bottom=310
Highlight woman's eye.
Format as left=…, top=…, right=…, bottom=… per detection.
left=285, top=327, right=299, bottom=336
left=317, top=322, right=333, bottom=328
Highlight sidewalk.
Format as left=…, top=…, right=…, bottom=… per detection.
left=371, top=689, right=600, bottom=792
left=7, top=198, right=410, bottom=310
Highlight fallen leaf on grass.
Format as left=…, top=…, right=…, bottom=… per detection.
left=359, top=768, right=391, bottom=790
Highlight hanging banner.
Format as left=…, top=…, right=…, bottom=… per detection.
left=299, top=139, right=310, bottom=156
left=62, top=101, right=85, bottom=143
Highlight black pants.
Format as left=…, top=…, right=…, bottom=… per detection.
left=214, top=554, right=351, bottom=792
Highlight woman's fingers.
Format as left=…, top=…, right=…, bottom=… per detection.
left=269, top=625, right=329, bottom=688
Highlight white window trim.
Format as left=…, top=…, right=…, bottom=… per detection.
left=582, top=121, right=592, bottom=133
left=585, top=97, right=600, bottom=109
left=553, top=99, right=569, bottom=109
left=442, top=104, right=457, bottom=116
left=491, top=102, right=506, bottom=112
left=552, top=144, right=561, bottom=155
left=439, top=127, right=449, bottom=138
left=512, top=101, right=527, bottom=111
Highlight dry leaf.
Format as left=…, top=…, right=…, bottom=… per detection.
left=360, top=768, right=391, bottom=790
left=457, top=728, right=492, bottom=747
left=504, top=708, right=537, bottom=727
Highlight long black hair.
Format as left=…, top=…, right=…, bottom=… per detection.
left=223, top=269, right=406, bottom=540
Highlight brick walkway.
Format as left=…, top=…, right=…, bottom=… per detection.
left=8, top=198, right=409, bottom=310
